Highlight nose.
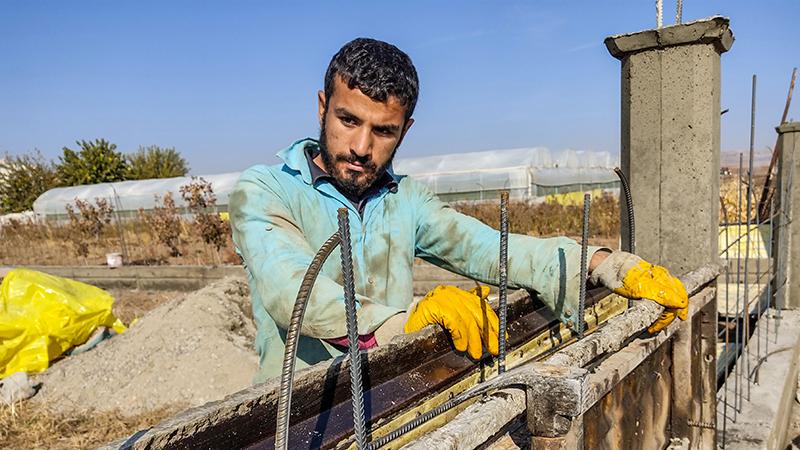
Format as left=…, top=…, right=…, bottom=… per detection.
left=350, top=127, right=372, bottom=159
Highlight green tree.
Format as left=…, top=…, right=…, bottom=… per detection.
left=57, top=139, right=127, bottom=186
left=126, top=145, right=189, bottom=180
left=0, top=151, right=59, bottom=213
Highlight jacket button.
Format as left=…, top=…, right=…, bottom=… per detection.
left=564, top=308, right=573, bottom=318
left=368, top=277, right=375, bottom=285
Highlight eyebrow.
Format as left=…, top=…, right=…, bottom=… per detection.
left=334, top=107, right=401, bottom=134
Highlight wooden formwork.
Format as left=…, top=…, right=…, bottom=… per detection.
left=100, top=265, right=718, bottom=450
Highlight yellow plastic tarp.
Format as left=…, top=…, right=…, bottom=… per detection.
left=0, top=268, right=126, bottom=378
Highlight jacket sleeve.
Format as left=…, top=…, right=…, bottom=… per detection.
left=229, top=168, right=402, bottom=338
left=411, top=182, right=604, bottom=326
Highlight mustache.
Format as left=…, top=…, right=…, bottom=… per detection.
left=333, top=152, right=377, bottom=171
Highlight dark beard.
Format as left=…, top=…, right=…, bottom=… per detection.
left=318, top=118, right=397, bottom=198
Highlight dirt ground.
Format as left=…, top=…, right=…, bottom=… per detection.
left=2, top=278, right=259, bottom=449
left=31, top=277, right=259, bottom=416
left=106, top=288, right=186, bottom=325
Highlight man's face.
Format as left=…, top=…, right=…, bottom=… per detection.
left=317, top=76, right=414, bottom=197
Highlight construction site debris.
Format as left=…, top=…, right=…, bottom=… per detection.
left=31, top=277, right=258, bottom=416
left=0, top=268, right=127, bottom=378
left=0, top=372, right=39, bottom=405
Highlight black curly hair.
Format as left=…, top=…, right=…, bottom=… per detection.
left=324, top=38, right=419, bottom=123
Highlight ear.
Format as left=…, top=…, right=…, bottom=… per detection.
left=317, top=90, right=326, bottom=127
left=396, top=117, right=415, bottom=149
left=403, top=117, right=415, bottom=135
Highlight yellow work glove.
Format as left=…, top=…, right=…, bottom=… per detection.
left=589, top=251, right=689, bottom=333
left=404, top=285, right=500, bottom=360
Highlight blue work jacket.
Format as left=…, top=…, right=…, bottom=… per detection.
left=229, top=138, right=602, bottom=383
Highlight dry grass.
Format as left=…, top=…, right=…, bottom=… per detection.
left=1, top=194, right=622, bottom=266
left=0, top=401, right=176, bottom=450
left=453, top=192, right=621, bottom=246
left=720, top=173, right=768, bottom=224
left=0, top=217, right=240, bottom=267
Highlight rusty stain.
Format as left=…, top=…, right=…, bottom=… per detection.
left=584, top=341, right=673, bottom=450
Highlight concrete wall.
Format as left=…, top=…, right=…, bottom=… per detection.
left=606, top=16, right=733, bottom=276
left=775, top=122, right=800, bottom=308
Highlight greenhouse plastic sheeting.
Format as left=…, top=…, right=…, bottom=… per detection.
left=393, top=147, right=619, bottom=194
left=0, top=268, right=126, bottom=378
left=33, top=172, right=242, bottom=216
left=32, top=147, right=619, bottom=216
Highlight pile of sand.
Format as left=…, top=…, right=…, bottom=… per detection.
left=32, top=277, right=259, bottom=416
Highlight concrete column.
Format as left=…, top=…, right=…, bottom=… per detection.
left=605, top=16, right=733, bottom=450
left=775, top=122, right=800, bottom=309
left=605, top=16, right=733, bottom=275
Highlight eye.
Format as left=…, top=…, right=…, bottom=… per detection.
left=340, top=116, right=357, bottom=126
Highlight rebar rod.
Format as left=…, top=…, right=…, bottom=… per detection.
left=338, top=208, right=367, bottom=450
left=766, top=197, right=775, bottom=359
left=656, top=0, right=663, bottom=28
left=577, top=193, right=591, bottom=338
left=744, top=75, right=756, bottom=400
left=498, top=191, right=509, bottom=373
left=275, top=232, right=341, bottom=450
left=735, top=152, right=744, bottom=412
left=614, top=167, right=635, bottom=254
left=723, top=207, right=733, bottom=434
left=613, top=167, right=636, bottom=308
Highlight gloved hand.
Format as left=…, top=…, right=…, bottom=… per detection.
left=589, top=251, right=688, bottom=333
left=404, top=285, right=500, bottom=359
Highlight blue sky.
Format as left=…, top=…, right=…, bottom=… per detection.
left=1, top=1, right=798, bottom=174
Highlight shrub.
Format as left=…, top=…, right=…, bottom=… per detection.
left=179, top=177, right=230, bottom=251
left=57, top=139, right=127, bottom=186
left=0, top=151, right=59, bottom=213
left=65, top=198, right=114, bottom=257
left=126, top=145, right=189, bottom=180
left=139, top=192, right=183, bottom=257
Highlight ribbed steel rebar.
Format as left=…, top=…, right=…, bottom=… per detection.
left=274, top=232, right=341, bottom=450
left=614, top=167, right=636, bottom=309
left=366, top=396, right=460, bottom=450
left=735, top=152, right=744, bottom=412
left=744, top=75, right=756, bottom=401
left=614, top=167, right=635, bottom=254
left=498, top=191, right=509, bottom=373
left=578, top=193, right=591, bottom=338
left=338, top=208, right=367, bottom=450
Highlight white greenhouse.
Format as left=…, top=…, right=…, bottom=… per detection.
left=33, top=172, right=242, bottom=219
left=32, top=147, right=619, bottom=219
left=392, top=147, right=619, bottom=202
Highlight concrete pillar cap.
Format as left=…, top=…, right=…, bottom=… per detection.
left=777, top=122, right=800, bottom=134
left=605, top=16, right=734, bottom=59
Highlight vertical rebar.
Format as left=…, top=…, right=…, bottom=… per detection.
left=766, top=196, right=775, bottom=359
left=723, top=197, right=733, bottom=430
left=744, top=75, right=756, bottom=400
left=676, top=0, right=683, bottom=24
left=274, top=232, right=341, bottom=450
left=577, top=193, right=591, bottom=339
left=735, top=152, right=744, bottom=412
left=498, top=191, right=509, bottom=373
left=614, top=167, right=636, bottom=310
left=656, top=0, right=663, bottom=28
left=337, top=208, right=367, bottom=450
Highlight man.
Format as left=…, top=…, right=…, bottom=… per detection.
left=230, top=38, right=688, bottom=384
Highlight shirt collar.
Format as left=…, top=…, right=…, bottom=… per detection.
left=278, top=138, right=399, bottom=194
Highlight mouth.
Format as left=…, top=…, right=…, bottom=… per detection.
left=344, top=161, right=366, bottom=173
